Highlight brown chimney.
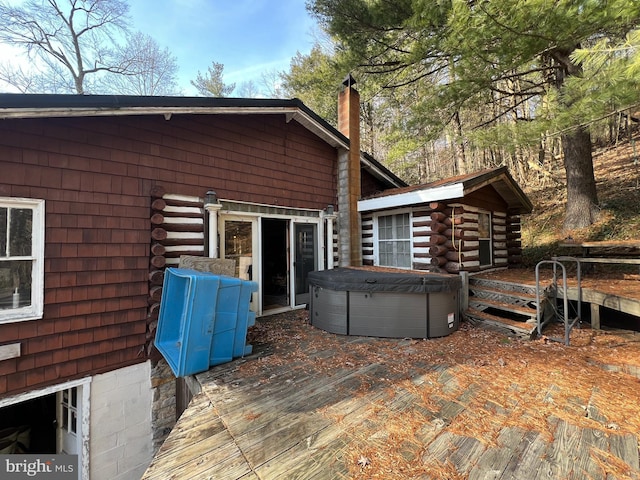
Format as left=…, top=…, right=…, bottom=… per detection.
left=337, top=74, right=362, bottom=267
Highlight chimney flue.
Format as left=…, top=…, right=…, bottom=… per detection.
left=337, top=75, right=362, bottom=267
left=342, top=74, right=356, bottom=88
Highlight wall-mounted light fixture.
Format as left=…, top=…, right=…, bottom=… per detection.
left=204, top=190, right=220, bottom=208
left=324, top=204, right=336, bottom=270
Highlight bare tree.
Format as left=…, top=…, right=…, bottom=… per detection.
left=105, top=32, right=180, bottom=96
left=0, top=0, right=136, bottom=94
left=236, top=80, right=260, bottom=98
left=0, top=62, right=72, bottom=93
left=260, top=69, right=286, bottom=98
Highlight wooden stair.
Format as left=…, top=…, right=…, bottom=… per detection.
left=464, top=276, right=548, bottom=339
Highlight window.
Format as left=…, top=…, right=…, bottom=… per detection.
left=0, top=198, right=45, bottom=323
left=376, top=212, right=411, bottom=268
left=478, top=211, right=492, bottom=267
left=61, top=387, right=78, bottom=436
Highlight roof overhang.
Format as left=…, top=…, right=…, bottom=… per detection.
left=0, top=94, right=406, bottom=189
left=0, top=97, right=349, bottom=146
left=358, top=167, right=532, bottom=214
left=358, top=183, right=464, bottom=212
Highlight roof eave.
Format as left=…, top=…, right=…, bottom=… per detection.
left=0, top=95, right=405, bottom=189
left=358, top=169, right=533, bottom=214
left=358, top=183, right=464, bottom=212
left=462, top=170, right=533, bottom=214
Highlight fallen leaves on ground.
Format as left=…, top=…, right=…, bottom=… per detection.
left=243, top=304, right=640, bottom=479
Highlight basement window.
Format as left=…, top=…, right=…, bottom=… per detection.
left=0, top=198, right=45, bottom=323
left=375, top=212, right=411, bottom=268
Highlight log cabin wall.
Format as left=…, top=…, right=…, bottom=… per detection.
left=430, top=202, right=472, bottom=273
left=493, top=211, right=509, bottom=268
left=361, top=215, right=374, bottom=266
left=361, top=185, right=525, bottom=273
left=147, top=188, right=206, bottom=360
left=430, top=203, right=511, bottom=273
left=412, top=209, right=434, bottom=270
left=506, top=211, right=524, bottom=266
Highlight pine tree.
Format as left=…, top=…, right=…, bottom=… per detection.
left=310, top=0, right=640, bottom=230
left=191, top=61, right=235, bottom=97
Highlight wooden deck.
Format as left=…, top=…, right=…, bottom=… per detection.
left=143, top=305, right=640, bottom=479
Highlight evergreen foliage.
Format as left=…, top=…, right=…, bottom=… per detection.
left=281, top=45, right=342, bottom=124
left=190, top=61, right=236, bottom=97
left=306, top=0, right=640, bottom=229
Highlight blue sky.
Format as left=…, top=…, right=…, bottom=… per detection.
left=128, top=0, right=320, bottom=95
left=0, top=0, right=319, bottom=96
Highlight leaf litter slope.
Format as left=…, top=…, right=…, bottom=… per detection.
left=523, top=130, right=640, bottom=250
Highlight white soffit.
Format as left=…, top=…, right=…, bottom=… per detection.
left=358, top=183, right=464, bottom=212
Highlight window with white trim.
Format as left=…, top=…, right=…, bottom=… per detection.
left=376, top=212, right=411, bottom=268
left=478, top=211, right=492, bottom=267
left=0, top=198, right=45, bottom=323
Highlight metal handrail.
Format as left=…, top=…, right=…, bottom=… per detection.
left=536, top=257, right=582, bottom=345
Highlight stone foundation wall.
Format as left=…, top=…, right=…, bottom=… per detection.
left=150, top=359, right=176, bottom=452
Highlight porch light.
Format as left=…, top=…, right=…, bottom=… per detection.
left=204, top=190, right=220, bottom=208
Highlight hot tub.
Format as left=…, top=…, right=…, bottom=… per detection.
left=308, top=267, right=461, bottom=339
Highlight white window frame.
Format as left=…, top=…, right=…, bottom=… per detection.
left=0, top=197, right=45, bottom=324
left=373, top=209, right=413, bottom=269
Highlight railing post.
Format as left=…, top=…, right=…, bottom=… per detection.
left=536, top=257, right=582, bottom=346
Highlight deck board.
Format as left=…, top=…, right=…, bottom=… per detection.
left=143, top=306, right=640, bottom=480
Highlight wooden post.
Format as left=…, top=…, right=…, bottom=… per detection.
left=590, top=303, right=601, bottom=330
left=460, top=271, right=469, bottom=311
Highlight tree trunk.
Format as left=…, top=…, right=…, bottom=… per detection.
left=452, top=110, right=466, bottom=175
left=551, top=47, right=599, bottom=231
left=562, top=126, right=599, bottom=230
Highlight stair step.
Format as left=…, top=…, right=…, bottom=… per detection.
left=464, top=308, right=538, bottom=339
left=468, top=297, right=538, bottom=321
left=469, top=277, right=538, bottom=296
left=469, top=284, right=538, bottom=308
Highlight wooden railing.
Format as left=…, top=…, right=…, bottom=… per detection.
left=557, top=240, right=640, bottom=266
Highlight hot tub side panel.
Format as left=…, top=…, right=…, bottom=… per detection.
left=308, top=268, right=462, bottom=339
left=310, top=285, right=347, bottom=335
left=348, top=291, right=428, bottom=338
left=428, top=291, right=459, bottom=338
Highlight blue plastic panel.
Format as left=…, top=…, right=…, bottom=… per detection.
left=155, top=268, right=220, bottom=377
left=210, top=276, right=258, bottom=366
left=156, top=268, right=258, bottom=376
left=231, top=281, right=258, bottom=358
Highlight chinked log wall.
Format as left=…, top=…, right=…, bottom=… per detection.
left=361, top=202, right=523, bottom=273
left=506, top=213, right=523, bottom=266
left=147, top=186, right=207, bottom=451
left=147, top=186, right=206, bottom=358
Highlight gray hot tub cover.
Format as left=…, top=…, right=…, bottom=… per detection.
left=308, top=267, right=461, bottom=293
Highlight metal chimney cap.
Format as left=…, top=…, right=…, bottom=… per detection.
left=342, top=74, right=357, bottom=87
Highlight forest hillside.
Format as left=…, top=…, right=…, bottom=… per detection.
left=521, top=129, right=640, bottom=267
